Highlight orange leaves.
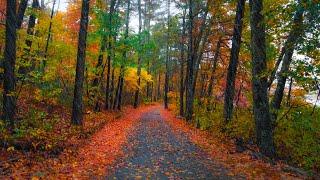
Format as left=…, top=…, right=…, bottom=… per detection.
left=0, top=105, right=157, bottom=179
left=160, top=108, right=305, bottom=179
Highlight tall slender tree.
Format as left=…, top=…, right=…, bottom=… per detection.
left=3, top=0, right=17, bottom=128
left=105, top=0, right=117, bottom=110
left=249, top=0, right=275, bottom=158
left=114, top=0, right=131, bottom=110
left=179, top=7, right=187, bottom=116
left=223, top=0, right=246, bottom=122
left=71, top=0, right=90, bottom=125
left=271, top=2, right=305, bottom=121
left=164, top=0, right=170, bottom=109
left=42, top=0, right=56, bottom=72
left=133, top=0, right=143, bottom=108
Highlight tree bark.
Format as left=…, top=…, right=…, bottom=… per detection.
left=223, top=0, right=245, bottom=122
left=179, top=8, right=187, bottom=116
left=270, top=3, right=305, bottom=120
left=3, top=0, right=17, bottom=128
left=116, top=0, right=130, bottom=110
left=16, top=0, right=29, bottom=29
left=42, top=0, right=56, bottom=72
left=185, top=0, right=195, bottom=122
left=105, top=0, right=117, bottom=110
left=164, top=0, right=170, bottom=109
left=133, top=0, right=142, bottom=108
left=249, top=0, right=275, bottom=158
left=207, top=38, right=222, bottom=97
left=19, top=0, right=39, bottom=74
left=71, top=0, right=90, bottom=125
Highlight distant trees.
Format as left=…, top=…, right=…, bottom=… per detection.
left=71, top=0, right=90, bottom=125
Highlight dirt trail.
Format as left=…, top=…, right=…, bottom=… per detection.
left=107, top=106, right=239, bottom=179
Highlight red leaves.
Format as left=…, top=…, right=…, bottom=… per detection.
left=0, top=105, right=156, bottom=179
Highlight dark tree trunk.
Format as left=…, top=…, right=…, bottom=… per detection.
left=3, top=0, right=17, bottom=128
left=93, top=38, right=106, bottom=112
left=71, top=0, right=90, bottom=125
left=286, top=77, right=293, bottom=107
left=271, top=4, right=304, bottom=120
left=42, top=0, right=56, bottom=72
left=249, top=0, right=275, bottom=158
left=110, top=67, right=115, bottom=108
left=207, top=38, right=222, bottom=97
left=164, top=0, right=170, bottom=109
left=179, top=8, right=187, bottom=116
left=223, top=0, right=245, bottom=122
left=133, top=0, right=142, bottom=108
left=157, top=72, right=161, bottom=100
left=105, top=0, right=116, bottom=110
left=185, top=0, right=195, bottom=122
left=116, top=0, right=130, bottom=110
left=19, top=0, right=39, bottom=74
left=268, top=47, right=285, bottom=89
left=185, top=1, right=209, bottom=122
left=16, top=0, right=29, bottom=29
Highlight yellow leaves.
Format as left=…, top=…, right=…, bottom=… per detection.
left=7, top=146, right=15, bottom=152
left=125, top=67, right=153, bottom=91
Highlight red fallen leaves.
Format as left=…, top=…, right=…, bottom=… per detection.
left=1, top=105, right=156, bottom=179
left=160, top=108, right=305, bottom=179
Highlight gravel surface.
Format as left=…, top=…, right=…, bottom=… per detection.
left=107, top=107, right=239, bottom=179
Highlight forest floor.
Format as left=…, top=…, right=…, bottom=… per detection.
left=1, top=104, right=308, bottom=179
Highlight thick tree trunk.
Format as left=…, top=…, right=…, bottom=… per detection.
left=3, top=0, right=17, bottom=128
left=223, top=0, right=245, bottom=122
left=179, top=8, right=187, bottom=117
left=16, top=0, right=29, bottom=29
left=71, top=0, right=90, bottom=125
left=164, top=0, right=170, bottom=109
left=271, top=4, right=304, bottom=120
left=249, top=0, right=275, bottom=158
left=133, top=0, right=142, bottom=108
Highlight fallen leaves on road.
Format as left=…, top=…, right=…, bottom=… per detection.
left=1, top=105, right=156, bottom=179
left=161, top=108, right=305, bottom=179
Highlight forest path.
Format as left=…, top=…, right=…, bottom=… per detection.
left=107, top=106, right=238, bottom=179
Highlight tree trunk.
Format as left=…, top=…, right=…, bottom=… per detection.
left=223, top=0, right=245, bottom=122
left=286, top=76, right=293, bottom=107
left=179, top=8, right=187, bottom=116
left=133, top=0, right=142, bottom=108
left=42, top=0, right=56, bottom=72
left=185, top=0, right=195, bottom=122
left=3, top=0, right=17, bottom=128
left=71, top=0, right=90, bottom=125
left=271, top=3, right=305, bottom=120
left=207, top=38, right=222, bottom=97
left=105, top=0, right=116, bottom=110
left=164, top=0, right=170, bottom=109
left=116, top=0, right=130, bottom=110
left=16, top=0, right=29, bottom=29
left=249, top=0, right=275, bottom=158
left=19, top=0, right=39, bottom=74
